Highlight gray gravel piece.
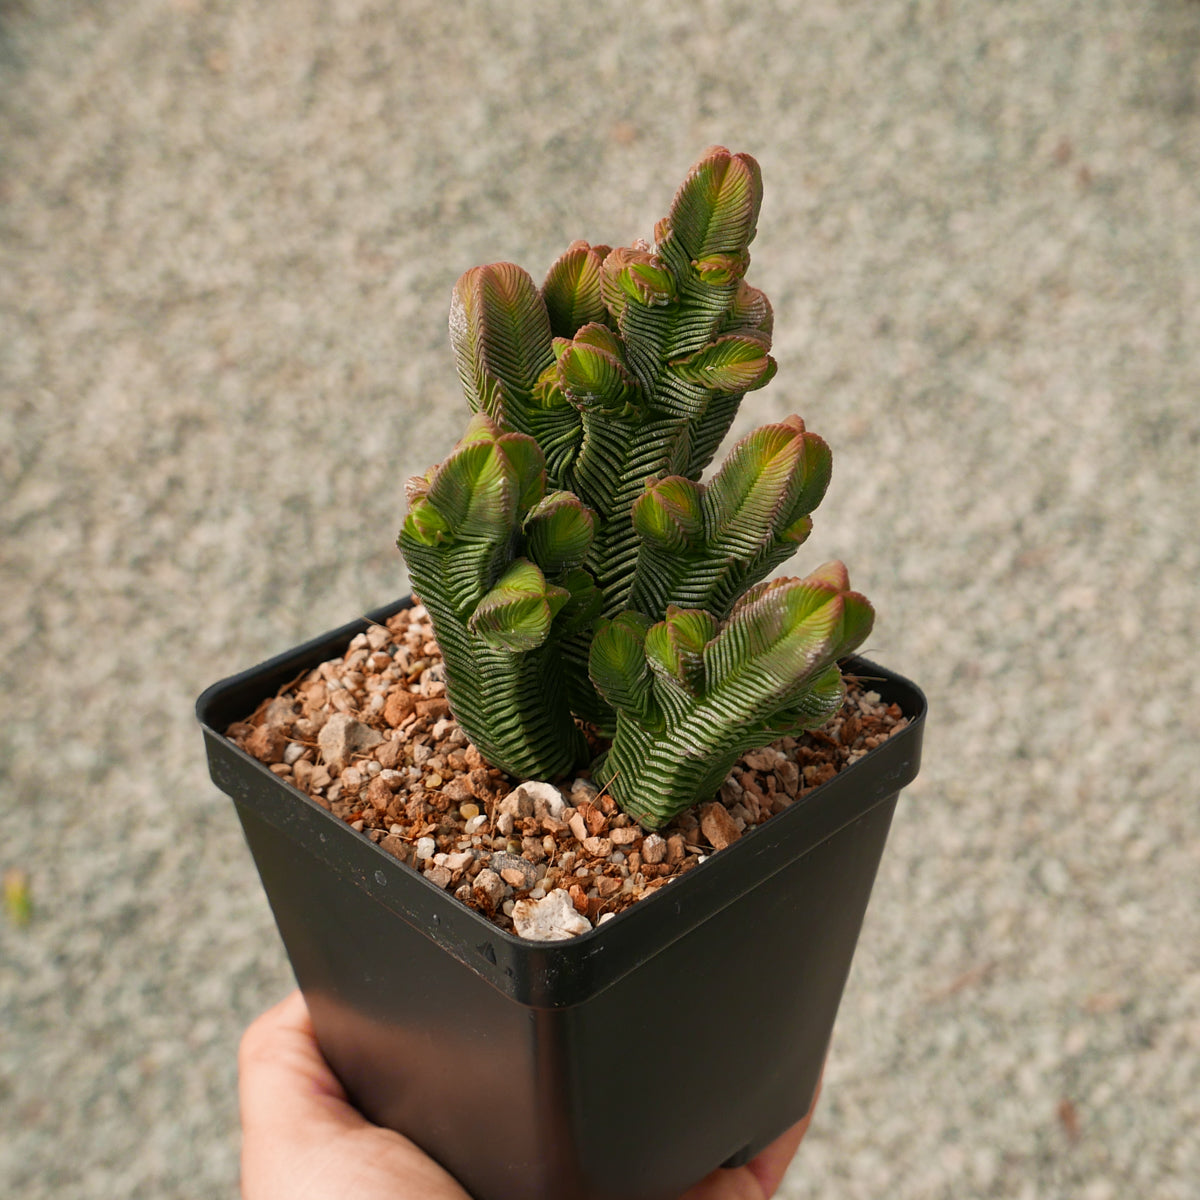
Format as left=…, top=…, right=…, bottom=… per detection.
left=2, top=2, right=1197, bottom=1197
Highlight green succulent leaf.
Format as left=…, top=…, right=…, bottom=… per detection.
left=626, top=417, right=834, bottom=620
left=419, top=414, right=545, bottom=539
left=558, top=323, right=644, bottom=417
left=670, top=334, right=776, bottom=393
left=588, top=612, right=658, bottom=723
left=643, top=606, right=717, bottom=695
left=494, top=429, right=548, bottom=517
left=780, top=514, right=814, bottom=546
left=692, top=251, right=751, bottom=286
left=553, top=566, right=605, bottom=636
left=542, top=240, right=609, bottom=339
left=768, top=664, right=847, bottom=732
left=600, top=246, right=678, bottom=317
left=721, top=280, right=774, bottom=338
left=703, top=417, right=822, bottom=552
left=661, top=147, right=764, bottom=264
left=630, top=476, right=704, bottom=551
left=401, top=495, right=454, bottom=546
left=468, top=559, right=570, bottom=652
left=423, top=440, right=512, bottom=536
left=523, top=491, right=596, bottom=575
left=711, top=563, right=873, bottom=698
left=449, top=263, right=555, bottom=433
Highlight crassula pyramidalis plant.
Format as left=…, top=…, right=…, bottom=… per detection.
left=399, top=147, right=874, bottom=830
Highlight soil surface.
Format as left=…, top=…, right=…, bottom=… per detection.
left=227, top=603, right=906, bottom=937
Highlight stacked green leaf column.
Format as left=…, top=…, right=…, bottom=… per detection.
left=399, top=147, right=876, bottom=829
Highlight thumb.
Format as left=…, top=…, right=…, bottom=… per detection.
left=238, top=990, right=362, bottom=1142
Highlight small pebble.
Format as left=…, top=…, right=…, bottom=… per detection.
left=642, top=834, right=667, bottom=864
left=415, top=837, right=436, bottom=861
left=499, top=787, right=534, bottom=819
left=512, top=889, right=590, bottom=941
left=518, top=781, right=567, bottom=818
left=472, top=869, right=505, bottom=911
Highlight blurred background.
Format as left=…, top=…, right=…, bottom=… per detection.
left=2, top=1, right=1198, bottom=1197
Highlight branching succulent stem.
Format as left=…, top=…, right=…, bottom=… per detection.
left=399, top=148, right=875, bottom=822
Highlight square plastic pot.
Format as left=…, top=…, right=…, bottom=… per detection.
left=198, top=597, right=926, bottom=1200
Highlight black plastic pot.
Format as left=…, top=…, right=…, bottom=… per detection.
left=198, top=597, right=926, bottom=1200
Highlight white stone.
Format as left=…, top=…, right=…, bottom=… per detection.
left=570, top=779, right=598, bottom=805
left=317, top=713, right=383, bottom=770
left=472, top=869, right=506, bottom=909
left=498, top=787, right=534, bottom=819
left=642, top=834, right=667, bottom=864
left=415, top=837, right=436, bottom=861
left=365, top=624, right=391, bottom=651
left=512, top=889, right=591, bottom=941
left=264, top=697, right=298, bottom=728
left=518, top=780, right=567, bottom=818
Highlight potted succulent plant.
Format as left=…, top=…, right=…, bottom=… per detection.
left=199, top=147, right=926, bottom=1200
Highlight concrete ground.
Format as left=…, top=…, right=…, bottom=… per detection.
left=2, top=1, right=1198, bottom=1197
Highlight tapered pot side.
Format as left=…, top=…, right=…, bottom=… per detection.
left=198, top=597, right=926, bottom=1200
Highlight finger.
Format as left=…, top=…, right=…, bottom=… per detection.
left=743, top=1073, right=822, bottom=1198
left=680, top=1073, right=823, bottom=1200
left=239, top=990, right=356, bottom=1142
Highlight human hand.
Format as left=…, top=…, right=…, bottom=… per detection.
left=239, top=990, right=817, bottom=1200
left=239, top=990, right=472, bottom=1200
left=678, top=1087, right=818, bottom=1200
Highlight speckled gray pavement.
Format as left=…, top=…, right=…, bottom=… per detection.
left=2, top=2, right=1198, bottom=1197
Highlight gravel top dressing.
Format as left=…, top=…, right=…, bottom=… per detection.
left=227, top=602, right=905, bottom=938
